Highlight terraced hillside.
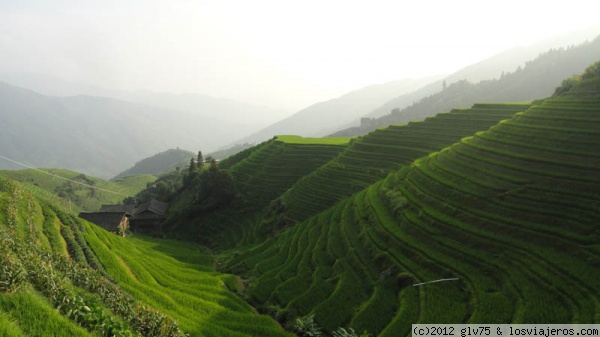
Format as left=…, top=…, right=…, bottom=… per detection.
left=168, top=136, right=350, bottom=247
left=277, top=103, right=531, bottom=223
left=229, top=136, right=349, bottom=209
left=227, top=65, right=600, bottom=335
left=83, top=223, right=294, bottom=337
left=0, top=176, right=292, bottom=337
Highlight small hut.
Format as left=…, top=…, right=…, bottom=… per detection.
left=78, top=199, right=168, bottom=235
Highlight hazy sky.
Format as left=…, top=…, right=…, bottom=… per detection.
left=0, top=0, right=598, bottom=111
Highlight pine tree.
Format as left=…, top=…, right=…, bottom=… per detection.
left=209, top=158, right=218, bottom=173
left=189, top=158, right=196, bottom=174
left=197, top=151, right=204, bottom=169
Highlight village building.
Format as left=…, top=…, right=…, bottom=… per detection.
left=79, top=199, right=168, bottom=235
left=78, top=210, right=131, bottom=234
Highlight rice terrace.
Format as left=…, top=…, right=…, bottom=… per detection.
left=1, top=15, right=600, bottom=337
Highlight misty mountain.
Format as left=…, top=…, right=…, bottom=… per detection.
left=0, top=72, right=290, bottom=148
left=232, top=76, right=442, bottom=146
left=122, top=92, right=286, bottom=127
left=332, top=35, right=600, bottom=137
left=232, top=30, right=599, bottom=146
left=113, top=148, right=195, bottom=180
left=362, top=29, right=600, bottom=120
left=0, top=83, right=232, bottom=178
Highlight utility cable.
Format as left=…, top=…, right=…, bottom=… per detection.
left=0, top=154, right=126, bottom=196
left=413, top=278, right=460, bottom=287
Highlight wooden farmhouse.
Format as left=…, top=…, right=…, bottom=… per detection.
left=79, top=199, right=168, bottom=235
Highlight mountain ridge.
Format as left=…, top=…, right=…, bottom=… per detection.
left=231, top=76, right=443, bottom=146
left=331, top=35, right=600, bottom=137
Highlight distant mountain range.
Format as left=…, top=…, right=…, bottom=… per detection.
left=0, top=83, right=204, bottom=178
left=1, top=30, right=598, bottom=179
left=233, top=76, right=443, bottom=145
left=332, top=35, right=600, bottom=136
left=367, top=27, right=600, bottom=119
left=113, top=148, right=195, bottom=180
left=0, top=72, right=289, bottom=128
left=0, top=82, right=286, bottom=179
left=234, top=29, right=600, bottom=143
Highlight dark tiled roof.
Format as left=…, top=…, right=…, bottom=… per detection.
left=133, top=199, right=168, bottom=216
left=79, top=212, right=127, bottom=231
left=99, top=204, right=136, bottom=214
left=81, top=199, right=168, bottom=232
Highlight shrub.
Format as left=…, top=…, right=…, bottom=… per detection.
left=333, top=327, right=372, bottom=337
left=0, top=256, right=25, bottom=293
left=581, top=61, right=600, bottom=80
left=293, top=314, right=322, bottom=337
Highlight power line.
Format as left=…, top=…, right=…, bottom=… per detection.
left=0, top=154, right=126, bottom=196
left=413, top=278, right=460, bottom=287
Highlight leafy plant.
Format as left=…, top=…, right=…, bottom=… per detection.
left=332, top=327, right=371, bottom=337
left=293, top=314, right=322, bottom=337
left=0, top=256, right=25, bottom=293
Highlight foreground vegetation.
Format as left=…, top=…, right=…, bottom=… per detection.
left=0, top=176, right=292, bottom=337
left=83, top=223, right=294, bottom=337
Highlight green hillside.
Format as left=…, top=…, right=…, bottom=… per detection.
left=113, top=148, right=195, bottom=180
left=0, top=169, right=155, bottom=212
left=277, top=103, right=531, bottom=223
left=229, top=136, right=350, bottom=208
left=167, top=136, right=350, bottom=247
left=223, top=62, right=600, bottom=335
left=0, top=176, right=292, bottom=337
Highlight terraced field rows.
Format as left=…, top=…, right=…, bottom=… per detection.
left=279, top=103, right=531, bottom=223
left=191, top=136, right=349, bottom=248
left=230, top=93, right=600, bottom=334
left=229, top=136, right=349, bottom=209
left=0, top=176, right=293, bottom=337
left=84, top=224, right=295, bottom=337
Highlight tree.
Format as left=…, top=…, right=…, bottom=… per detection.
left=185, top=158, right=197, bottom=185
left=293, top=314, right=322, bottom=337
left=188, top=158, right=196, bottom=174
left=209, top=158, right=218, bottom=173
left=582, top=60, right=600, bottom=80
left=197, top=151, right=204, bottom=169
left=442, top=80, right=447, bottom=90
left=553, top=76, right=580, bottom=97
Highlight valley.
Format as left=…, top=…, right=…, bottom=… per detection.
left=1, top=49, right=599, bottom=337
